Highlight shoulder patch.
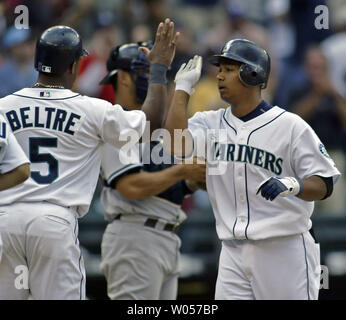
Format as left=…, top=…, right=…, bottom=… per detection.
left=319, top=143, right=330, bottom=158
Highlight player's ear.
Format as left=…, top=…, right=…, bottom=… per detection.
left=70, top=58, right=81, bottom=75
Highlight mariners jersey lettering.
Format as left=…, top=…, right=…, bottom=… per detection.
left=0, top=88, right=146, bottom=217
left=188, top=106, right=341, bottom=241
left=212, top=142, right=283, bottom=175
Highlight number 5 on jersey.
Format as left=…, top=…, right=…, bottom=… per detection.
left=29, top=137, right=58, bottom=184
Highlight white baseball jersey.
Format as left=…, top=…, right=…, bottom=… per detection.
left=188, top=105, right=341, bottom=241
left=0, top=114, right=29, bottom=170
left=101, top=141, right=188, bottom=224
left=0, top=115, right=29, bottom=264
left=0, top=115, right=7, bottom=163
left=100, top=140, right=191, bottom=300
left=0, top=88, right=145, bottom=217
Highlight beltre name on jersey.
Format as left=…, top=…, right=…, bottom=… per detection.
left=5, top=105, right=83, bottom=136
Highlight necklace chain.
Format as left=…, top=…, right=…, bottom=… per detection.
left=33, top=82, right=65, bottom=89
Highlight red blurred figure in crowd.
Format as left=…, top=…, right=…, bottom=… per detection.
left=77, top=11, right=120, bottom=103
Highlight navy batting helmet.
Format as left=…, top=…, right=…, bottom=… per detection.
left=99, top=41, right=152, bottom=103
left=210, top=39, right=270, bottom=89
left=35, top=25, right=88, bottom=75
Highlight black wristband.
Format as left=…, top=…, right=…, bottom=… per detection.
left=317, top=175, right=334, bottom=200
left=149, top=63, right=168, bottom=84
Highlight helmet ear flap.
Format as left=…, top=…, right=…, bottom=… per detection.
left=239, top=64, right=266, bottom=88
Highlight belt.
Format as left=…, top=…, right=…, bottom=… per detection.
left=113, top=214, right=180, bottom=233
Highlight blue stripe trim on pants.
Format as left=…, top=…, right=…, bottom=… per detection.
left=301, top=233, right=310, bottom=300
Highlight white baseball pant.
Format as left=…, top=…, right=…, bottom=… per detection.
left=100, top=219, right=181, bottom=300
left=215, top=231, right=320, bottom=300
left=0, top=202, right=85, bottom=300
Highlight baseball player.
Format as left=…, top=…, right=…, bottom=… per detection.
left=0, top=115, right=30, bottom=191
left=164, top=39, right=341, bottom=300
left=0, top=19, right=179, bottom=300
left=0, top=114, right=30, bottom=262
left=98, top=41, right=206, bottom=300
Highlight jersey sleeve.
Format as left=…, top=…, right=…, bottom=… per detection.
left=185, top=111, right=210, bottom=159
left=101, top=104, right=146, bottom=149
left=0, top=116, right=8, bottom=163
left=291, top=121, right=341, bottom=184
left=0, top=129, right=30, bottom=174
left=101, top=143, right=143, bottom=187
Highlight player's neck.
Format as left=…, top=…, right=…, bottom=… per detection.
left=34, top=74, right=74, bottom=90
left=115, top=89, right=142, bottom=111
left=230, top=94, right=262, bottom=118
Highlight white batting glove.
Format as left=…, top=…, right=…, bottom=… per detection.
left=256, top=176, right=303, bottom=201
left=174, top=55, right=202, bottom=95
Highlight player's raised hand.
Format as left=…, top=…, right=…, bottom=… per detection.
left=174, top=55, right=203, bottom=95
left=139, top=18, right=179, bottom=67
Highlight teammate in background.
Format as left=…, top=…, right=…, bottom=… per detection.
left=0, top=115, right=30, bottom=262
left=0, top=115, right=30, bottom=191
left=0, top=19, right=179, bottom=300
left=164, top=39, right=341, bottom=300
left=99, top=42, right=206, bottom=300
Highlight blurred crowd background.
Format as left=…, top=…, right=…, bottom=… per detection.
left=0, top=0, right=345, bottom=299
